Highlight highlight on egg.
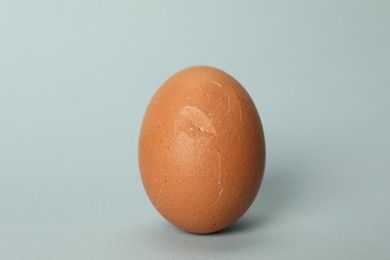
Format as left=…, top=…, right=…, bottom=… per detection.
left=138, top=66, right=266, bottom=234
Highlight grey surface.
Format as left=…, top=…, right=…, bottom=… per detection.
left=1, top=0, right=390, bottom=259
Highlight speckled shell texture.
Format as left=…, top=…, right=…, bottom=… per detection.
left=139, top=66, right=265, bottom=234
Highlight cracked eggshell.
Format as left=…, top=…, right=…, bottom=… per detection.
left=138, top=66, right=266, bottom=234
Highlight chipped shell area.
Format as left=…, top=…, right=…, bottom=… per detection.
left=139, top=66, right=265, bottom=234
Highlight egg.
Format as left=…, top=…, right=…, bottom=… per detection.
left=138, top=66, right=266, bottom=234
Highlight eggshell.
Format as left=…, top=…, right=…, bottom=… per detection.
left=138, top=66, right=265, bottom=234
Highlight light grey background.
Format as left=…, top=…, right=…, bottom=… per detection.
left=1, top=1, right=389, bottom=259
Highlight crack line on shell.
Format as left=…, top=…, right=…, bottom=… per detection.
left=208, top=145, right=223, bottom=206
left=226, top=95, right=230, bottom=115
left=208, top=145, right=221, bottom=183
left=209, top=80, right=223, bottom=88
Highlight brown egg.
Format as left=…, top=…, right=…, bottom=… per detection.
left=138, top=66, right=265, bottom=234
